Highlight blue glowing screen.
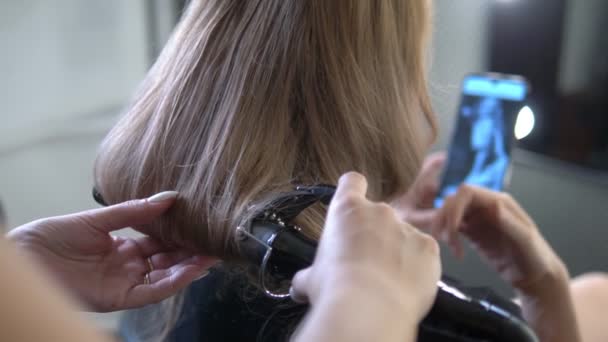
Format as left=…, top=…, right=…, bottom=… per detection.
left=435, top=76, right=528, bottom=208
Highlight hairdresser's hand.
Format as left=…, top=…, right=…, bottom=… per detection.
left=291, top=173, right=440, bottom=342
left=7, top=192, right=216, bottom=312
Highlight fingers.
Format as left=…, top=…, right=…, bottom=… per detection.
left=405, top=209, right=437, bottom=232
left=148, top=250, right=194, bottom=270
left=421, top=151, right=447, bottom=174
left=290, top=267, right=312, bottom=303
left=146, top=255, right=213, bottom=284
left=416, top=152, right=447, bottom=208
left=435, top=184, right=500, bottom=258
left=128, top=256, right=216, bottom=308
left=131, top=237, right=204, bottom=269
left=392, top=152, right=446, bottom=219
left=74, top=191, right=179, bottom=233
left=334, top=172, right=368, bottom=201
left=439, top=188, right=474, bottom=258
left=131, top=236, right=166, bottom=257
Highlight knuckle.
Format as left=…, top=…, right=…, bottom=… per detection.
left=406, top=233, right=441, bottom=271
left=398, top=223, right=416, bottom=242
left=412, top=229, right=440, bottom=255
left=491, top=196, right=506, bottom=214
left=375, top=202, right=396, bottom=218
left=74, top=212, right=99, bottom=229
left=400, top=221, right=418, bottom=236
left=443, top=193, right=456, bottom=207
left=498, top=192, right=513, bottom=203
left=496, top=205, right=510, bottom=224
left=123, top=199, right=143, bottom=210
left=423, top=235, right=440, bottom=256
left=442, top=193, right=459, bottom=212
left=334, top=194, right=363, bottom=211
left=458, top=184, right=473, bottom=196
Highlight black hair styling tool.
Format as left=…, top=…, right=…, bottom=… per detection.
left=236, top=185, right=539, bottom=342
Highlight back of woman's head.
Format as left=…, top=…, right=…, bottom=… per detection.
left=94, top=0, right=436, bottom=260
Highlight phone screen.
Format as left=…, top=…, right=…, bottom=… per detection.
left=435, top=74, right=528, bottom=208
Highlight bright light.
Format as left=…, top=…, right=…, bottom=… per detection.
left=515, top=106, right=535, bottom=140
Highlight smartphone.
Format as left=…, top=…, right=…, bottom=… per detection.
left=435, top=73, right=529, bottom=208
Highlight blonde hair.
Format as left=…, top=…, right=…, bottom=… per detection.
left=95, top=0, right=434, bottom=337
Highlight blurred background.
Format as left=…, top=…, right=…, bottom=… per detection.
left=1, top=0, right=606, bottom=334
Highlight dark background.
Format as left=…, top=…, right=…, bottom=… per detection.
left=489, top=0, right=608, bottom=171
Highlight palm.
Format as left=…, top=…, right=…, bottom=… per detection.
left=47, top=232, right=154, bottom=311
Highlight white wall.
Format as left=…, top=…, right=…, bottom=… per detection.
left=429, top=0, right=490, bottom=150
left=0, top=0, right=154, bottom=332
left=0, top=0, right=149, bottom=228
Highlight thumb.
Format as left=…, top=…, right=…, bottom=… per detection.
left=71, top=191, right=179, bottom=234
left=423, top=151, right=447, bottom=171
left=414, top=152, right=446, bottom=207
left=290, top=267, right=313, bottom=304
left=333, top=172, right=368, bottom=202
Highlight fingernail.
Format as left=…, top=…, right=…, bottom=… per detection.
left=195, top=270, right=210, bottom=281
left=148, top=191, right=179, bottom=203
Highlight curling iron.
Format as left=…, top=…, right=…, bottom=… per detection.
left=93, top=185, right=538, bottom=341
left=235, top=184, right=539, bottom=342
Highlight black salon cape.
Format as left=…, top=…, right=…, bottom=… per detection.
left=120, top=267, right=305, bottom=342
left=119, top=268, right=521, bottom=342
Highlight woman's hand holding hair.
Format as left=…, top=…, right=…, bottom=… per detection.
left=395, top=152, right=581, bottom=342
left=392, top=151, right=447, bottom=220
left=291, top=172, right=441, bottom=342
left=7, top=192, right=216, bottom=312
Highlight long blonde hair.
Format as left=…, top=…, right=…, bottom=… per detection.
left=95, top=0, right=435, bottom=337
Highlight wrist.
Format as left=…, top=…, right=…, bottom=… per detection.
left=515, top=259, right=569, bottom=298
left=511, top=232, right=570, bottom=297
left=514, top=260, right=581, bottom=342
